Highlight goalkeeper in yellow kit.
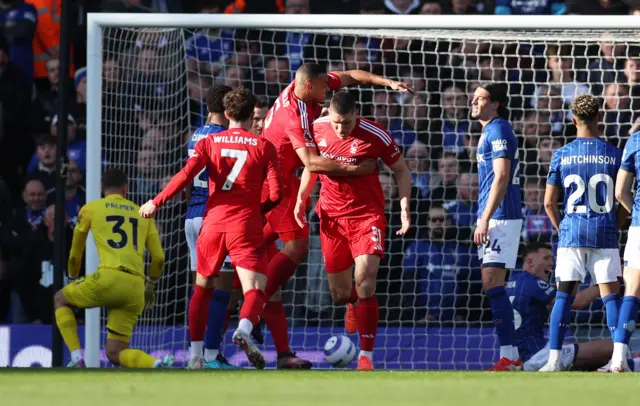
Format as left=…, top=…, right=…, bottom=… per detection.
left=53, top=168, right=173, bottom=368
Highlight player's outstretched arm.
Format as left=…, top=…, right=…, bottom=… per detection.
left=543, top=184, right=562, bottom=232
left=333, top=70, right=417, bottom=96
left=615, top=169, right=635, bottom=215
left=139, top=151, right=207, bottom=218
left=389, top=156, right=412, bottom=235
left=296, top=147, right=378, bottom=176
left=474, top=157, right=510, bottom=245
left=144, top=220, right=165, bottom=309
left=294, top=168, right=319, bottom=228
left=67, top=205, right=91, bottom=279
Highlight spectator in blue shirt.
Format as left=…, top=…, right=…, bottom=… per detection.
left=405, top=141, right=431, bottom=199
left=28, top=114, right=86, bottom=176
left=443, top=172, right=478, bottom=241
left=521, top=178, right=557, bottom=253
left=403, top=205, right=481, bottom=322
left=0, top=0, right=36, bottom=85
left=494, top=0, right=566, bottom=15
left=439, top=84, right=469, bottom=154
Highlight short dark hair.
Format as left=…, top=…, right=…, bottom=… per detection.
left=522, top=242, right=552, bottom=260
left=570, top=93, right=600, bottom=123
left=295, top=63, right=327, bottom=84
left=478, top=82, right=509, bottom=119
left=330, top=91, right=357, bottom=115
left=254, top=95, right=269, bottom=109
left=223, top=88, right=256, bottom=122
left=206, top=84, right=233, bottom=114
left=102, top=168, right=128, bottom=189
left=36, top=134, right=55, bottom=147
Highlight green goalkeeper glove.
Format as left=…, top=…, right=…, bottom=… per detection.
left=144, top=278, right=158, bottom=310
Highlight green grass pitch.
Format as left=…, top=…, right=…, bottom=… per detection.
left=1, top=370, right=639, bottom=406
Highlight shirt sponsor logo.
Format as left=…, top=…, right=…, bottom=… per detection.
left=491, top=139, right=508, bottom=152
left=320, top=151, right=357, bottom=163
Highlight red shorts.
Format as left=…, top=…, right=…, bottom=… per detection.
left=319, top=214, right=386, bottom=273
left=263, top=178, right=309, bottom=243
left=196, top=228, right=267, bottom=278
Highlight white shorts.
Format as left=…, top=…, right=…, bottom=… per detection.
left=185, top=217, right=232, bottom=273
left=555, top=247, right=621, bottom=284
left=524, top=343, right=576, bottom=371
left=624, top=226, right=640, bottom=270
left=477, top=219, right=523, bottom=269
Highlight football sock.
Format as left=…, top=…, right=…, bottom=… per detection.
left=359, top=350, right=373, bottom=360
left=263, top=300, right=291, bottom=354
left=614, top=296, right=639, bottom=345
left=240, top=289, right=267, bottom=326
left=549, top=291, right=574, bottom=351
left=486, top=286, right=519, bottom=360
left=603, top=293, right=621, bottom=341
left=355, top=296, right=379, bottom=352
left=264, top=252, right=298, bottom=299
left=349, top=285, right=359, bottom=305
left=204, top=289, right=231, bottom=356
left=55, top=307, right=81, bottom=356
left=119, top=348, right=157, bottom=368
left=188, top=285, right=214, bottom=357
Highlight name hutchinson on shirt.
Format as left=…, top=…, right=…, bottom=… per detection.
left=320, top=151, right=357, bottom=164
left=212, top=135, right=258, bottom=146
left=560, top=155, right=617, bottom=166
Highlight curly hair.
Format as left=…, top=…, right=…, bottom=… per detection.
left=223, top=88, right=256, bottom=122
left=206, top=84, right=233, bottom=114
left=570, top=93, right=599, bottom=122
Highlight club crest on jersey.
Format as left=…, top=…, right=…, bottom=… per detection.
left=350, top=139, right=359, bottom=154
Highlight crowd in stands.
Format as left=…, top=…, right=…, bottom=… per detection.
left=1, top=0, right=638, bottom=329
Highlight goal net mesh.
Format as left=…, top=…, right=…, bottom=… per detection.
left=99, top=25, right=639, bottom=369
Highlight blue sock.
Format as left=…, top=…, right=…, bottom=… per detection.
left=549, top=291, right=574, bottom=350
left=614, top=296, right=639, bottom=344
left=486, top=286, right=516, bottom=347
left=204, top=290, right=231, bottom=352
left=603, top=293, right=621, bottom=341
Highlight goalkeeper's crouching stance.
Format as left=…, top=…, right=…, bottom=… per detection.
left=54, top=168, right=173, bottom=368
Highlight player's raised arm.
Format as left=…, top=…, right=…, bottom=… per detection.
left=139, top=145, right=208, bottom=218
left=388, top=156, right=412, bottom=235
left=332, top=70, right=417, bottom=96
left=262, top=140, right=284, bottom=215
left=294, top=168, right=319, bottom=228
left=67, top=204, right=92, bottom=279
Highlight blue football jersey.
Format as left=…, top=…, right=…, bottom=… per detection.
left=476, top=118, right=522, bottom=220
left=505, top=272, right=556, bottom=362
left=547, top=138, right=621, bottom=248
left=621, top=131, right=640, bottom=227
left=185, top=123, right=226, bottom=219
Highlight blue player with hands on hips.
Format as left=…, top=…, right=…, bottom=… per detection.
left=472, top=82, right=524, bottom=371
left=542, top=93, right=626, bottom=372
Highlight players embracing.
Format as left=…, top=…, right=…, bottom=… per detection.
left=294, top=92, right=411, bottom=370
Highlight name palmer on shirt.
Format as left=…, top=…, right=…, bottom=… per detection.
left=560, top=155, right=617, bottom=166
left=212, top=135, right=258, bottom=146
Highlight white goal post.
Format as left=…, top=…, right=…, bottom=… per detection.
left=86, top=13, right=640, bottom=369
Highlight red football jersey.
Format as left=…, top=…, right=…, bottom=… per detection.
left=153, top=128, right=281, bottom=232
left=312, top=117, right=401, bottom=218
left=261, top=72, right=342, bottom=191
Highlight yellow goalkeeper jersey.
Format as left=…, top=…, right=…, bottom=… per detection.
left=67, top=194, right=165, bottom=279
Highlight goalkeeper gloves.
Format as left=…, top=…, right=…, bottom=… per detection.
left=144, top=277, right=158, bottom=310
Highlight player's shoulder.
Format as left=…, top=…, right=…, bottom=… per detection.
left=628, top=131, right=640, bottom=147
left=356, top=117, right=393, bottom=146
left=486, top=117, right=515, bottom=136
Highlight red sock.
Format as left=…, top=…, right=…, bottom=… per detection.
left=263, top=300, right=291, bottom=354
left=223, top=308, right=233, bottom=335
left=349, top=285, right=358, bottom=304
left=239, top=289, right=267, bottom=326
left=189, top=285, right=214, bottom=342
left=355, top=296, right=379, bottom=352
left=264, top=252, right=298, bottom=299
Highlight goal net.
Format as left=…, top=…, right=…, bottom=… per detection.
left=91, top=15, right=638, bottom=369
